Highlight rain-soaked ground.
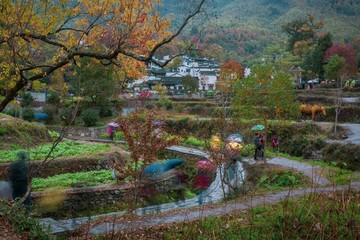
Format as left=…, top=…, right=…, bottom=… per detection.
left=40, top=123, right=360, bottom=235
left=40, top=145, right=336, bottom=236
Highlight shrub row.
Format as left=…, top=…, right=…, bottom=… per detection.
left=322, top=143, right=360, bottom=171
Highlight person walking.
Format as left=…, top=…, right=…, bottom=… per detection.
left=254, top=133, right=260, bottom=160
left=258, top=134, right=265, bottom=160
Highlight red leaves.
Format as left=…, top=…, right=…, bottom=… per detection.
left=324, top=43, right=358, bottom=75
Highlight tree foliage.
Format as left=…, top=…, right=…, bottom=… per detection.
left=324, top=43, right=358, bottom=78
left=217, top=60, right=244, bottom=93
left=324, top=55, right=347, bottom=80
left=282, top=14, right=324, bottom=55
left=0, top=0, right=207, bottom=112
left=231, top=64, right=298, bottom=120
left=182, top=76, right=199, bottom=94
left=116, top=109, right=179, bottom=180
left=302, top=33, right=333, bottom=78
left=71, top=57, right=116, bottom=105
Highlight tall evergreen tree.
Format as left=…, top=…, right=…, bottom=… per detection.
left=302, top=33, right=333, bottom=78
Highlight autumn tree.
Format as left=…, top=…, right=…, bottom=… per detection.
left=324, top=43, right=358, bottom=77
left=216, top=60, right=244, bottom=119
left=323, top=43, right=358, bottom=133
left=115, top=109, right=179, bottom=188
left=0, top=0, right=207, bottom=112
left=282, top=14, right=324, bottom=56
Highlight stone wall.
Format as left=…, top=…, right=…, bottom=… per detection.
left=25, top=147, right=204, bottom=215
left=48, top=126, right=107, bottom=138
left=31, top=174, right=179, bottom=213
left=0, top=155, right=113, bottom=179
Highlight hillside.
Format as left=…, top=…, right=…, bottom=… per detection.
left=0, top=114, right=51, bottom=150
left=165, top=0, right=360, bottom=63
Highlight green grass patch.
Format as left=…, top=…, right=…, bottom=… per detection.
left=123, top=191, right=360, bottom=239
left=0, top=141, right=111, bottom=162
left=181, top=136, right=206, bottom=148
left=32, top=170, right=115, bottom=191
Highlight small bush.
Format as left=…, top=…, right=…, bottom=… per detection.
left=42, top=104, right=58, bottom=123
left=323, top=143, right=360, bottom=170
left=186, top=105, right=202, bottom=114
left=20, top=92, right=34, bottom=107
left=145, top=103, right=154, bottom=109
left=59, top=106, right=75, bottom=125
left=46, top=92, right=61, bottom=104
left=164, top=100, right=173, bottom=110
left=82, top=108, right=100, bottom=127
left=0, top=201, right=52, bottom=239
left=181, top=136, right=205, bottom=147
left=156, top=101, right=164, bottom=109
left=22, top=107, right=35, bottom=121
left=175, top=105, right=184, bottom=113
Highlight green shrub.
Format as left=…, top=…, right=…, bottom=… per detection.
left=48, top=130, right=60, bottom=139
left=258, top=171, right=300, bottom=189
left=46, top=92, right=61, bottom=104
left=164, top=100, right=173, bottom=110
left=22, top=107, right=35, bottom=121
left=4, top=105, right=21, bottom=118
left=98, top=103, right=113, bottom=117
left=59, top=106, right=75, bottom=125
left=0, top=201, right=52, bottom=239
left=181, top=136, right=205, bottom=147
left=145, top=103, right=154, bottom=109
left=82, top=108, right=100, bottom=127
left=186, top=105, right=202, bottom=114
left=175, top=105, right=184, bottom=113
left=20, top=92, right=34, bottom=107
left=323, top=143, right=360, bottom=170
left=42, top=104, right=58, bottom=123
left=156, top=101, right=164, bottom=109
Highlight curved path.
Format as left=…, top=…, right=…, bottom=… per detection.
left=41, top=124, right=360, bottom=236
left=41, top=146, right=337, bottom=236
left=316, top=122, right=360, bottom=144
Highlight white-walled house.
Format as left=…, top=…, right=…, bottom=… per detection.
left=198, top=70, right=218, bottom=91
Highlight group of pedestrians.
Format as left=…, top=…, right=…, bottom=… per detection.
left=253, top=133, right=279, bottom=161
left=253, top=133, right=265, bottom=161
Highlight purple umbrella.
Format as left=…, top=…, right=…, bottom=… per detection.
left=108, top=122, right=119, bottom=128
left=226, top=133, right=244, bottom=143
left=153, top=121, right=166, bottom=127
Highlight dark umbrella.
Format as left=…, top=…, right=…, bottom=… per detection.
left=144, top=158, right=184, bottom=176
left=162, top=158, right=184, bottom=171
left=34, top=112, right=49, bottom=120
left=144, top=163, right=166, bottom=175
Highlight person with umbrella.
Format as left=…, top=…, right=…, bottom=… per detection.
left=107, top=122, right=119, bottom=142
left=254, top=132, right=261, bottom=161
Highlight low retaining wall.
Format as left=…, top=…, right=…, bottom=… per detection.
left=32, top=174, right=179, bottom=214
left=26, top=147, right=205, bottom=216
left=47, top=126, right=107, bottom=139
left=0, top=154, right=113, bottom=179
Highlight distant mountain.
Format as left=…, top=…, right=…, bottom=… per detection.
left=165, top=0, right=360, bottom=63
